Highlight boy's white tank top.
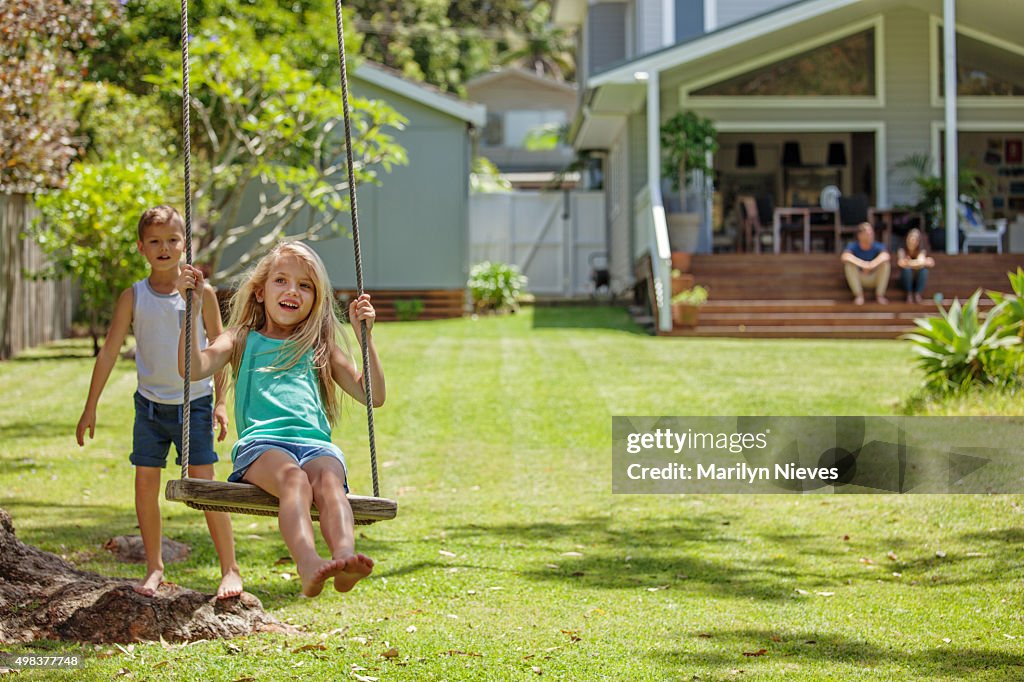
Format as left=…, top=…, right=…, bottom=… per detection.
left=133, top=279, right=213, bottom=404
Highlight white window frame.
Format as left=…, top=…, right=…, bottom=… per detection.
left=714, top=120, right=888, bottom=207
left=679, top=16, right=885, bottom=109
left=929, top=15, right=1024, bottom=109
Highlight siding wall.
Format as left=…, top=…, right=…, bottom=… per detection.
left=635, top=0, right=665, bottom=55
left=715, top=0, right=797, bottom=29
left=588, top=2, right=628, bottom=74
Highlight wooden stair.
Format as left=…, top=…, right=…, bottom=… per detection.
left=660, top=253, right=1023, bottom=339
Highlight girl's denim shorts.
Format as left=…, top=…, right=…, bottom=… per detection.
left=229, top=438, right=348, bottom=491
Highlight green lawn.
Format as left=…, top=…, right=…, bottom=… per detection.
left=2, top=307, right=1022, bottom=681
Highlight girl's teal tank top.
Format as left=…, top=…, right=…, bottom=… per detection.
left=231, top=331, right=333, bottom=462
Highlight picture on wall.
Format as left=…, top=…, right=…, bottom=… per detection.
left=1006, top=139, right=1023, bottom=164
left=986, top=138, right=1003, bottom=165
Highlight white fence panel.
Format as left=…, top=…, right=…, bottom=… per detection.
left=469, top=190, right=606, bottom=297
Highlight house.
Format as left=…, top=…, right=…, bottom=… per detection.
left=225, top=61, right=486, bottom=320
left=555, top=0, right=1024, bottom=329
left=466, top=68, right=578, bottom=189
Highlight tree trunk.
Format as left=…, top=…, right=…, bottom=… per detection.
left=0, top=509, right=294, bottom=644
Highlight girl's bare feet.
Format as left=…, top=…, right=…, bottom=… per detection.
left=915, top=293, right=924, bottom=304
left=134, top=567, right=164, bottom=596
left=853, top=295, right=865, bottom=305
left=334, top=554, right=374, bottom=593
left=297, top=557, right=347, bottom=597
left=217, top=568, right=244, bottom=599
left=906, top=293, right=914, bottom=303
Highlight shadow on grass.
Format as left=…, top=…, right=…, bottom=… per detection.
left=443, top=514, right=1024, bottom=599
left=8, top=340, right=97, bottom=362
left=0, top=421, right=73, bottom=442
left=653, top=628, right=1024, bottom=678
left=530, top=305, right=646, bottom=334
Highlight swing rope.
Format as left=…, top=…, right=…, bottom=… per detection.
left=170, top=0, right=392, bottom=521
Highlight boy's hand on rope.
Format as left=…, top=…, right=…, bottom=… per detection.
left=176, top=265, right=205, bottom=314
left=348, top=294, right=376, bottom=333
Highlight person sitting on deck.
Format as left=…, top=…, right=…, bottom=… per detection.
left=896, top=228, right=935, bottom=304
left=840, top=222, right=891, bottom=306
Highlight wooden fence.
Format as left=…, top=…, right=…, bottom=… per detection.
left=0, top=194, right=72, bottom=359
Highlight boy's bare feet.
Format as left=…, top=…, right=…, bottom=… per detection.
left=915, top=293, right=924, bottom=304
left=334, top=554, right=374, bottom=593
left=906, top=293, right=914, bottom=303
left=876, top=295, right=888, bottom=305
left=217, top=568, right=244, bottom=600
left=297, top=558, right=347, bottom=597
left=134, top=567, right=164, bottom=596
left=853, top=295, right=865, bottom=306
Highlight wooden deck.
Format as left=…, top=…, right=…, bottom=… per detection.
left=660, top=253, right=1024, bottom=339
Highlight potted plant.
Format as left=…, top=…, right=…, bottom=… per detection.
left=671, top=285, right=708, bottom=328
left=895, top=153, right=989, bottom=249
left=661, top=111, right=718, bottom=253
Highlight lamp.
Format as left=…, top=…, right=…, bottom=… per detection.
left=827, top=141, right=847, bottom=167
left=736, top=142, right=757, bottom=168
left=782, top=141, right=802, bottom=167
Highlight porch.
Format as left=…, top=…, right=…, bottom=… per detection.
left=640, top=252, right=1024, bottom=339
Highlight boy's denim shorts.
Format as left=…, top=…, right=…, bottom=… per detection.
left=130, top=391, right=218, bottom=468
left=228, top=438, right=348, bottom=491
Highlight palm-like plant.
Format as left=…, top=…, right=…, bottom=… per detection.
left=988, top=267, right=1024, bottom=339
left=904, top=290, right=1021, bottom=393
left=498, top=3, right=575, bottom=81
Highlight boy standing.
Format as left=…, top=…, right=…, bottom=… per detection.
left=76, top=205, right=242, bottom=599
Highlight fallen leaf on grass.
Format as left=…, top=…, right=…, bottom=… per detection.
left=859, top=557, right=875, bottom=565
left=293, top=644, right=326, bottom=653
left=887, top=551, right=899, bottom=561
left=439, top=550, right=456, bottom=558
left=794, top=589, right=810, bottom=595
left=274, top=557, right=292, bottom=566
left=280, top=573, right=293, bottom=581
left=231, top=678, right=255, bottom=682
left=769, top=635, right=781, bottom=643
left=442, top=650, right=482, bottom=657
left=545, top=564, right=559, bottom=569
left=561, top=551, right=583, bottom=557
left=842, top=534, right=850, bottom=541
left=965, top=552, right=985, bottom=557
left=647, top=585, right=669, bottom=592
left=152, top=661, right=169, bottom=669
left=406, top=625, right=417, bottom=633
left=1003, top=634, right=1017, bottom=640
left=381, top=647, right=399, bottom=659
left=935, top=550, right=947, bottom=558
left=697, top=633, right=713, bottom=638
left=815, top=591, right=835, bottom=597
left=742, top=649, right=767, bottom=657
left=532, top=666, right=543, bottom=675
left=561, top=629, right=581, bottom=642
left=942, top=638, right=951, bottom=643
left=351, top=675, right=378, bottom=682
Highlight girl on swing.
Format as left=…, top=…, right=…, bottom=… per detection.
left=177, top=241, right=384, bottom=597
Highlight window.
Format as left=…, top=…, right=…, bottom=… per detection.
left=691, top=29, right=876, bottom=97
left=938, top=29, right=1024, bottom=97
left=500, top=110, right=567, bottom=148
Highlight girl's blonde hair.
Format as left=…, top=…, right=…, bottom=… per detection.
left=226, top=241, right=348, bottom=425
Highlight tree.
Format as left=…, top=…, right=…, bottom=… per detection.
left=498, top=2, right=575, bottom=81
left=32, top=155, right=177, bottom=354
left=0, top=0, right=121, bottom=192
left=146, top=21, right=407, bottom=280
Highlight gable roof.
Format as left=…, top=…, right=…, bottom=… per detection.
left=355, top=61, right=486, bottom=127
left=589, top=0, right=861, bottom=87
left=466, top=67, right=577, bottom=95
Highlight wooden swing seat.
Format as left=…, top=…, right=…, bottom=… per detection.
left=165, top=478, right=397, bottom=525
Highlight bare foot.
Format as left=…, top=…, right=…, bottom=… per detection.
left=915, top=293, right=924, bottom=304
left=906, top=293, right=914, bottom=303
left=331, top=554, right=373, bottom=593
left=876, top=295, right=889, bottom=305
left=217, top=568, right=244, bottom=600
left=297, top=558, right=347, bottom=598
left=853, top=295, right=865, bottom=306
left=133, top=567, right=163, bottom=597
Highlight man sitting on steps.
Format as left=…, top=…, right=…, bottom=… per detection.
left=840, top=222, right=891, bottom=305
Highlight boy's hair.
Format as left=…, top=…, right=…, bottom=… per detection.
left=227, top=241, right=349, bottom=425
left=856, top=221, right=873, bottom=235
left=137, top=205, right=185, bottom=240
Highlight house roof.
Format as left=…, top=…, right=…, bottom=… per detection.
left=466, top=67, right=577, bottom=95
left=589, top=0, right=858, bottom=87
left=355, top=61, right=486, bottom=127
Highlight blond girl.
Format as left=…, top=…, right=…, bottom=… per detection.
left=177, top=241, right=384, bottom=597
